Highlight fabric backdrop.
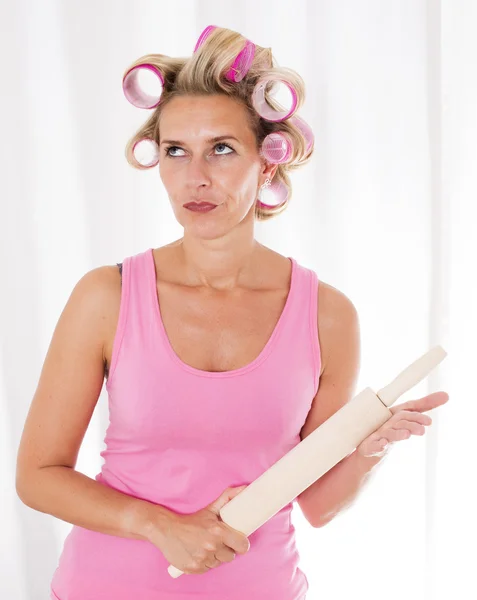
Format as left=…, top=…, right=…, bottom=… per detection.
left=1, top=1, right=475, bottom=598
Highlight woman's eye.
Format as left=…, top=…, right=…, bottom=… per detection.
left=215, top=143, right=234, bottom=155
left=165, top=143, right=234, bottom=157
left=165, top=146, right=184, bottom=157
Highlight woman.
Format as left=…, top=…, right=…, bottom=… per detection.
left=16, top=25, right=448, bottom=600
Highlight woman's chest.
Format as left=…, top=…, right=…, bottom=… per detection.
left=151, top=282, right=290, bottom=373
left=104, top=279, right=292, bottom=375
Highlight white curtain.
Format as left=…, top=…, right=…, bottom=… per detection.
left=1, top=1, right=475, bottom=598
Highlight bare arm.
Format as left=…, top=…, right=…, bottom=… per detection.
left=15, top=266, right=173, bottom=542
left=297, top=283, right=385, bottom=527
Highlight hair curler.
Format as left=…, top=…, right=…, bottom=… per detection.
left=122, top=64, right=164, bottom=110
left=252, top=76, right=299, bottom=122
left=260, top=132, right=293, bottom=164
left=167, top=345, right=447, bottom=578
left=256, top=179, right=289, bottom=210
left=193, top=25, right=256, bottom=82
left=131, top=138, right=160, bottom=168
left=290, top=115, right=314, bottom=152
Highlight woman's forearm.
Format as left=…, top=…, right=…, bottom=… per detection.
left=297, top=447, right=388, bottom=527
left=16, top=466, right=173, bottom=541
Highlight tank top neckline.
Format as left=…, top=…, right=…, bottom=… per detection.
left=146, top=247, right=297, bottom=378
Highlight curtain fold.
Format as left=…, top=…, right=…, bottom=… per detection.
left=1, top=1, right=474, bottom=598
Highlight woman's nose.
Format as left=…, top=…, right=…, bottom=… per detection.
left=185, top=157, right=212, bottom=187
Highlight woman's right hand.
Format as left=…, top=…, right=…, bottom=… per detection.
left=148, top=486, right=251, bottom=575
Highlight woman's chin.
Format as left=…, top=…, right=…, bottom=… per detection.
left=176, top=216, right=226, bottom=238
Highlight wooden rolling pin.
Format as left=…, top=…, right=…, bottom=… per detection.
left=168, top=345, right=447, bottom=578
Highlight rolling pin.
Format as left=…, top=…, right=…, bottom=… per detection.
left=168, top=345, right=447, bottom=578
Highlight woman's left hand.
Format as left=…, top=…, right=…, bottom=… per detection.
left=356, top=391, right=450, bottom=458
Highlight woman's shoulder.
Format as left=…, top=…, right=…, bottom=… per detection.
left=316, top=278, right=360, bottom=377
left=72, top=265, right=123, bottom=375
left=68, top=264, right=122, bottom=304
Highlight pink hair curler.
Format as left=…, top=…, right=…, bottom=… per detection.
left=252, top=76, right=298, bottom=122
left=193, top=25, right=255, bottom=82
left=290, top=115, right=314, bottom=152
left=225, top=39, right=255, bottom=82
left=193, top=25, right=217, bottom=52
left=132, top=138, right=160, bottom=168
left=122, top=64, right=165, bottom=109
left=260, top=132, right=293, bottom=164
left=257, top=179, right=289, bottom=210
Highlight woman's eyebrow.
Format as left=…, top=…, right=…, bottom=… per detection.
left=160, top=135, right=240, bottom=146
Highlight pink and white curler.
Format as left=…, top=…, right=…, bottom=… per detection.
left=257, top=179, right=289, bottom=210
left=193, top=25, right=217, bottom=52
left=260, top=132, right=293, bottom=164
left=193, top=25, right=256, bottom=83
left=132, top=138, right=160, bottom=168
left=252, top=76, right=298, bottom=122
left=258, top=115, right=314, bottom=169
left=122, top=64, right=165, bottom=110
left=290, top=115, right=314, bottom=152
left=226, top=39, right=255, bottom=82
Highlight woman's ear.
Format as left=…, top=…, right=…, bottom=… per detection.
left=261, top=161, right=279, bottom=182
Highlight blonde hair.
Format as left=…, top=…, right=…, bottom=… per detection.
left=124, top=27, right=314, bottom=221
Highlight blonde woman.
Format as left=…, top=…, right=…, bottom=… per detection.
left=16, top=25, right=448, bottom=600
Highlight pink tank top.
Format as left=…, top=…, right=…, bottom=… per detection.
left=50, top=247, right=321, bottom=600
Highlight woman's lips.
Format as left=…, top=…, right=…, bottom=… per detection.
left=183, top=202, right=218, bottom=212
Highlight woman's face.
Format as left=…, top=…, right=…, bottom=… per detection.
left=158, top=94, right=274, bottom=236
